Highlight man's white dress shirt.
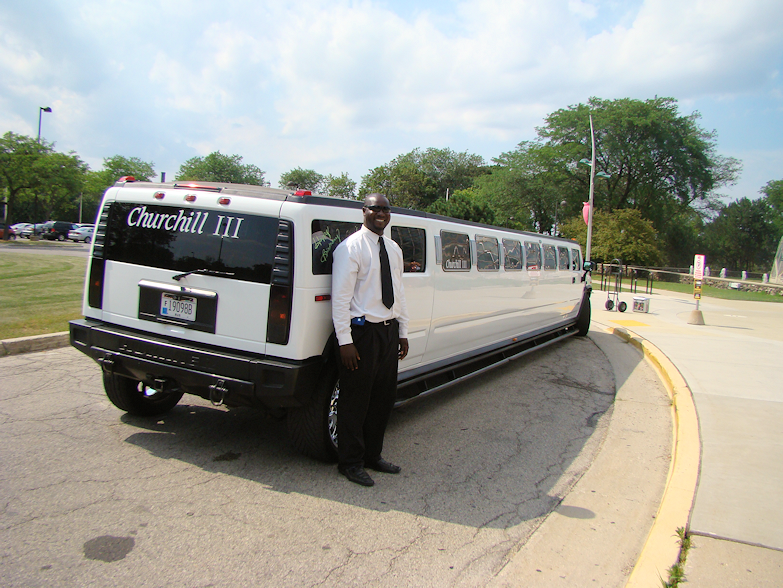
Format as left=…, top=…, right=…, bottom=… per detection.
left=332, top=225, right=409, bottom=346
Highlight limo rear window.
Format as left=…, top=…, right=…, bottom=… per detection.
left=103, top=202, right=278, bottom=284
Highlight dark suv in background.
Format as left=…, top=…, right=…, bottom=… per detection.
left=41, top=221, right=79, bottom=241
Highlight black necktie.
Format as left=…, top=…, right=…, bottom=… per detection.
left=379, top=237, right=394, bottom=309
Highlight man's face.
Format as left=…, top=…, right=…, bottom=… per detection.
left=362, top=195, right=391, bottom=235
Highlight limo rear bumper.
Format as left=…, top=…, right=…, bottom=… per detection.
left=69, top=319, right=323, bottom=409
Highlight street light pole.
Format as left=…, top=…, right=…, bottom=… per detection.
left=579, top=114, right=610, bottom=265
left=38, top=107, right=52, bottom=142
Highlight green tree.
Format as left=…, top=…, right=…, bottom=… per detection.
left=322, top=173, right=357, bottom=200
left=538, top=97, right=740, bottom=220
left=0, top=132, right=52, bottom=235
left=426, top=189, right=497, bottom=225
left=34, top=151, right=89, bottom=221
left=560, top=208, right=663, bottom=266
left=703, top=197, right=776, bottom=271
left=471, top=142, right=570, bottom=233
left=760, top=179, right=783, bottom=240
left=81, top=155, right=157, bottom=224
left=176, top=151, right=265, bottom=185
left=360, top=147, right=487, bottom=209
left=279, top=167, right=324, bottom=192
left=481, top=97, right=740, bottom=264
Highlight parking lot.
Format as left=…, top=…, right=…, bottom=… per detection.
left=0, top=326, right=674, bottom=587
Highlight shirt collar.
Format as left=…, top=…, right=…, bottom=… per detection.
left=360, top=224, right=384, bottom=242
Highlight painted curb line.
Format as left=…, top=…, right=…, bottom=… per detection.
left=0, top=331, right=70, bottom=357
left=599, top=324, right=701, bottom=588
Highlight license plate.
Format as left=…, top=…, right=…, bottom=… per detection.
left=160, top=293, right=197, bottom=321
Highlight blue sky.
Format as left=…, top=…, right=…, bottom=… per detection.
left=2, top=0, right=782, bottom=202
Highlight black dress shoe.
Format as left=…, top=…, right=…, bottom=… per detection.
left=338, top=465, right=374, bottom=486
left=365, top=457, right=401, bottom=474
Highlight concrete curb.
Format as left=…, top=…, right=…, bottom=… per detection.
left=599, top=324, right=701, bottom=587
left=0, top=331, right=70, bottom=357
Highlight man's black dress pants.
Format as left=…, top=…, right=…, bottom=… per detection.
left=337, top=320, right=399, bottom=469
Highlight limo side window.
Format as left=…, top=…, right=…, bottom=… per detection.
left=525, top=242, right=541, bottom=270
left=312, top=220, right=361, bottom=275
left=441, top=231, right=471, bottom=271
left=571, top=248, right=581, bottom=271
left=543, top=245, right=557, bottom=270
left=558, top=246, right=570, bottom=270
left=476, top=235, right=499, bottom=271
left=392, top=226, right=426, bottom=273
left=503, top=239, right=523, bottom=270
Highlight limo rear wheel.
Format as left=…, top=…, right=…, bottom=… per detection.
left=102, top=373, right=184, bottom=416
left=287, top=361, right=339, bottom=462
left=575, top=292, right=591, bottom=337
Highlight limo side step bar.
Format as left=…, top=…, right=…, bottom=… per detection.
left=394, top=324, right=578, bottom=408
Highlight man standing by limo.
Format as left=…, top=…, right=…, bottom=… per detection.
left=331, top=193, right=409, bottom=487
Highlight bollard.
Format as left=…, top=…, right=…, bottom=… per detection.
left=742, top=270, right=748, bottom=281
left=720, top=268, right=727, bottom=278
left=763, top=273, right=769, bottom=283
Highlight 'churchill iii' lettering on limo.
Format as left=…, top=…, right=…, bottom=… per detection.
left=126, top=205, right=246, bottom=239
left=70, top=179, right=593, bottom=461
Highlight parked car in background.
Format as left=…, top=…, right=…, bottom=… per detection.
left=10, top=222, right=32, bottom=236
left=68, top=225, right=94, bottom=243
left=21, top=223, right=50, bottom=238
left=41, top=221, right=79, bottom=241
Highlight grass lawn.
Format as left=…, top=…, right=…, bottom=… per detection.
left=0, top=251, right=87, bottom=339
left=618, top=280, right=783, bottom=303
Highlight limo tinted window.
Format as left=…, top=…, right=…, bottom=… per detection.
left=525, top=242, right=541, bottom=270
left=571, top=248, right=581, bottom=271
left=544, top=245, right=557, bottom=270
left=503, top=239, right=522, bottom=270
left=441, top=231, right=471, bottom=271
left=392, top=226, right=426, bottom=273
left=558, top=246, right=570, bottom=270
left=104, top=202, right=278, bottom=283
left=476, top=235, right=499, bottom=271
left=312, top=220, right=361, bottom=275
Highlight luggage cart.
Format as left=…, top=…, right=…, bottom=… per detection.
left=604, top=259, right=627, bottom=312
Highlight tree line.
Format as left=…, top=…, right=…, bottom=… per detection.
left=2, top=96, right=781, bottom=272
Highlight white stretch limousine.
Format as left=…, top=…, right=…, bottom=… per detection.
left=70, top=180, right=593, bottom=460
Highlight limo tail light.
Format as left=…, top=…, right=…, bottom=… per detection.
left=266, top=220, right=293, bottom=345
left=88, top=257, right=105, bottom=309
left=87, top=202, right=111, bottom=309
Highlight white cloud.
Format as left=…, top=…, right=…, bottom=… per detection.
left=1, top=0, right=781, bottom=187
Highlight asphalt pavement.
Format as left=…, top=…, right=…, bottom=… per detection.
left=2, top=256, right=782, bottom=585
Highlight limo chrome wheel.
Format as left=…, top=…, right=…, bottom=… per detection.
left=327, top=380, right=340, bottom=452
left=102, top=373, right=184, bottom=416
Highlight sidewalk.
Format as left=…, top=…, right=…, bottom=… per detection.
left=592, top=287, right=783, bottom=586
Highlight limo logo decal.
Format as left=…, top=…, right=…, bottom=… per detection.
left=125, top=206, right=245, bottom=239
left=313, top=226, right=342, bottom=263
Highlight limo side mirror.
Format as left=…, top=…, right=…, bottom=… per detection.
left=583, top=260, right=596, bottom=272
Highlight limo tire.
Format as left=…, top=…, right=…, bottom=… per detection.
left=102, top=372, right=184, bottom=416
left=575, top=291, right=591, bottom=337
left=287, top=361, right=340, bottom=462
